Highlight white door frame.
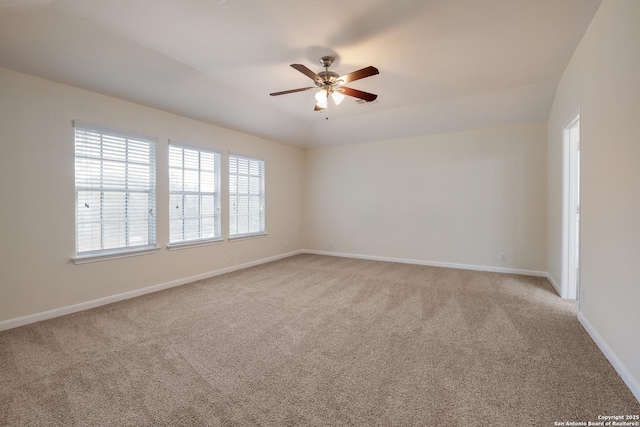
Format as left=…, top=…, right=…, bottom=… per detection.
left=561, top=108, right=581, bottom=300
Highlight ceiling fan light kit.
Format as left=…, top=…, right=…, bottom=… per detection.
left=270, top=56, right=379, bottom=112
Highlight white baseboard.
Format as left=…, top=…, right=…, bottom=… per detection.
left=304, top=250, right=548, bottom=277
left=545, top=273, right=562, bottom=296
left=578, top=312, right=640, bottom=403
left=0, top=250, right=304, bottom=332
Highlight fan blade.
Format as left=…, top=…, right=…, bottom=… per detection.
left=314, top=104, right=325, bottom=111
left=339, top=66, right=379, bottom=84
left=291, top=64, right=321, bottom=82
left=270, top=87, right=316, bottom=96
left=339, top=86, right=378, bottom=102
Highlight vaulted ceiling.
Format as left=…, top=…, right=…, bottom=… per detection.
left=0, top=0, right=601, bottom=147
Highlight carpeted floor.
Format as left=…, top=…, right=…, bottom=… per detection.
left=1, top=254, right=638, bottom=426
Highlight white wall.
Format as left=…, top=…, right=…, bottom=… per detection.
left=0, top=67, right=304, bottom=323
left=304, top=123, right=548, bottom=273
left=547, top=0, right=640, bottom=398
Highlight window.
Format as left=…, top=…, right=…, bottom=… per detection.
left=169, top=142, right=221, bottom=245
left=74, top=121, right=156, bottom=259
left=229, top=155, right=265, bottom=238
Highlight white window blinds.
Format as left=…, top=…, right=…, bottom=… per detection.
left=229, top=155, right=265, bottom=237
left=74, top=121, right=157, bottom=257
left=169, top=143, right=221, bottom=244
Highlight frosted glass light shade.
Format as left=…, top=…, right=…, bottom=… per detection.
left=315, top=90, right=328, bottom=109
left=331, top=91, right=345, bottom=105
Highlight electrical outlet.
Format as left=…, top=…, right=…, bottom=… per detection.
left=329, top=240, right=334, bottom=249
left=499, top=252, right=507, bottom=261
left=229, top=251, right=235, bottom=260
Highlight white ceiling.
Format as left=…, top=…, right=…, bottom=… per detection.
left=0, top=0, right=601, bottom=148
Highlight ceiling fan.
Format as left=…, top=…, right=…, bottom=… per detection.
left=270, top=56, right=379, bottom=111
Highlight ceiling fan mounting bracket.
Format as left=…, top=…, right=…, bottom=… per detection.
left=319, top=56, right=334, bottom=68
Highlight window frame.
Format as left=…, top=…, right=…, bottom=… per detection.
left=228, top=153, right=266, bottom=240
left=73, top=121, right=158, bottom=263
left=167, top=141, right=222, bottom=249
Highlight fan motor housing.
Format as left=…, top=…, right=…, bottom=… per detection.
left=317, top=70, right=340, bottom=86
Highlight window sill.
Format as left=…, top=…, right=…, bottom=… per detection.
left=228, top=232, right=268, bottom=242
left=72, top=247, right=160, bottom=265
left=167, top=238, right=224, bottom=251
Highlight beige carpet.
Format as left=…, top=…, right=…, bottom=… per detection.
left=1, top=254, right=638, bottom=426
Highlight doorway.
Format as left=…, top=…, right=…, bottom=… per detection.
left=563, top=113, right=581, bottom=300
